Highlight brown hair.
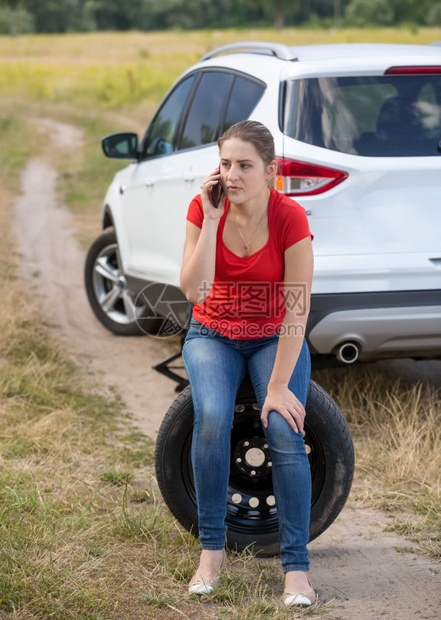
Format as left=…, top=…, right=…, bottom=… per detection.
left=218, top=120, right=276, bottom=165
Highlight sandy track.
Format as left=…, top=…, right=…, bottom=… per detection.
left=13, top=118, right=441, bottom=618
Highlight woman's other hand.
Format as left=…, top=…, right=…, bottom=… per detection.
left=200, top=167, right=225, bottom=219
left=261, top=383, right=306, bottom=435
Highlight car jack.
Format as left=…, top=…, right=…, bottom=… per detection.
left=152, top=336, right=189, bottom=392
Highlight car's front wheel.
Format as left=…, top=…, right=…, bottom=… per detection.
left=84, top=227, right=146, bottom=335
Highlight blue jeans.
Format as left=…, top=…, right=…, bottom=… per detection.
left=182, top=318, right=312, bottom=573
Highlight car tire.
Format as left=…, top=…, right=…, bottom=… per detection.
left=155, top=377, right=355, bottom=556
left=84, top=227, right=146, bottom=336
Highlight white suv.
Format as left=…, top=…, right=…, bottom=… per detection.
left=85, top=41, right=441, bottom=369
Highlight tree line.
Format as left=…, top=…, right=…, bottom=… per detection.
left=1, top=0, right=441, bottom=34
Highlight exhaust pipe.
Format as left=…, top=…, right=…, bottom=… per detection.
left=336, top=341, right=360, bottom=364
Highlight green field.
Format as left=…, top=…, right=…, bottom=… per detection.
left=0, top=28, right=440, bottom=110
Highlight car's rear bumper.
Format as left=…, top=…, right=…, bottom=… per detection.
left=307, top=289, right=441, bottom=362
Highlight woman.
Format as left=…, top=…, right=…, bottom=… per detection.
left=180, top=121, right=315, bottom=608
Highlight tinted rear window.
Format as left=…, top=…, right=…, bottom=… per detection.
left=284, top=76, right=441, bottom=157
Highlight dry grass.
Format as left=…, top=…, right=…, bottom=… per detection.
left=313, top=364, right=441, bottom=557
left=0, top=28, right=440, bottom=65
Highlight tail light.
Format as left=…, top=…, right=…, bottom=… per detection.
left=385, top=66, right=441, bottom=75
left=276, top=158, right=348, bottom=196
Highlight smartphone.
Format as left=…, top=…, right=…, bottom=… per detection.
left=208, top=167, right=223, bottom=208
left=208, top=183, right=222, bottom=208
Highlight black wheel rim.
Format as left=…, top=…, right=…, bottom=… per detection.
left=180, top=392, right=326, bottom=540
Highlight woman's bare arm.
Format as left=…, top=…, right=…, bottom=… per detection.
left=269, top=236, right=314, bottom=387
left=180, top=218, right=220, bottom=304
left=261, top=236, right=314, bottom=432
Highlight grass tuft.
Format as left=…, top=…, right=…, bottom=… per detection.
left=313, top=364, right=441, bottom=557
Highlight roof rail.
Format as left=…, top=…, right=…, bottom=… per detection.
left=429, top=41, right=441, bottom=46
left=201, top=41, right=298, bottom=62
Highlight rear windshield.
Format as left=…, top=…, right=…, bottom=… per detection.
left=284, top=75, right=441, bottom=157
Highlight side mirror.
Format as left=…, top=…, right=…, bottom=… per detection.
left=101, top=133, right=139, bottom=159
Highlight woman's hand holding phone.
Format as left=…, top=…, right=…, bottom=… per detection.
left=200, top=166, right=225, bottom=219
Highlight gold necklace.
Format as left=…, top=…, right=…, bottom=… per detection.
left=231, top=203, right=267, bottom=251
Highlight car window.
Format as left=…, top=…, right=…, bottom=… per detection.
left=143, top=74, right=196, bottom=158
left=221, top=76, right=265, bottom=133
left=178, top=72, right=234, bottom=150
left=284, top=76, right=441, bottom=157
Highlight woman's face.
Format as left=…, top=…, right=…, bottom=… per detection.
left=220, top=138, right=275, bottom=205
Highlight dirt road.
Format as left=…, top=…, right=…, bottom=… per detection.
left=13, top=119, right=441, bottom=619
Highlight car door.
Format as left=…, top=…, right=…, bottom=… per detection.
left=155, top=71, right=266, bottom=287
left=148, top=70, right=236, bottom=284
left=120, top=69, right=266, bottom=288
left=117, top=73, right=196, bottom=284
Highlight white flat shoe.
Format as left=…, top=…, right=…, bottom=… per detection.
left=188, top=550, right=226, bottom=595
left=283, top=588, right=317, bottom=607
left=188, top=576, right=220, bottom=595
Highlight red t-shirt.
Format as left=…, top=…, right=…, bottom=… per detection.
left=186, top=188, right=314, bottom=339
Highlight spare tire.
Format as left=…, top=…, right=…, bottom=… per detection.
left=155, top=377, right=354, bottom=556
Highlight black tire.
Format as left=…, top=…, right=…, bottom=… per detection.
left=155, top=378, right=354, bottom=556
left=84, top=227, right=146, bottom=336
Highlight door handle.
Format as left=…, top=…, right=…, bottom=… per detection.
left=184, top=177, right=195, bottom=184
left=144, top=177, right=155, bottom=187
left=429, top=258, right=441, bottom=269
